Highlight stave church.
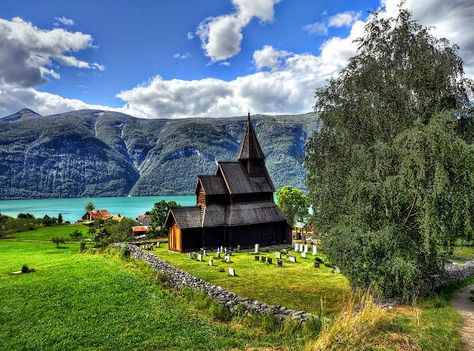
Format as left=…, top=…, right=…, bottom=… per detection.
left=165, top=114, right=291, bottom=252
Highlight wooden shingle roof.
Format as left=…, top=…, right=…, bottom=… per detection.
left=166, top=206, right=202, bottom=229
left=238, top=113, right=265, bottom=160
left=217, top=162, right=274, bottom=194
left=196, top=175, right=228, bottom=195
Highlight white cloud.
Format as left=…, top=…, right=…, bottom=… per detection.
left=54, top=16, right=75, bottom=26
left=196, top=0, right=280, bottom=62
left=173, top=52, right=191, bottom=59
left=0, top=17, right=104, bottom=88
left=303, top=22, right=328, bottom=36
left=220, top=61, right=231, bottom=66
left=253, top=45, right=290, bottom=70
left=328, top=11, right=361, bottom=28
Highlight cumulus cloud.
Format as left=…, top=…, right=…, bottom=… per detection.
left=196, top=0, right=280, bottom=62
left=328, top=11, right=361, bottom=28
left=253, top=45, right=290, bottom=70
left=54, top=16, right=75, bottom=26
left=0, top=17, right=103, bottom=88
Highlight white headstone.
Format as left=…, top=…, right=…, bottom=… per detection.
left=237, top=245, right=240, bottom=251
left=255, top=244, right=259, bottom=253
left=275, top=252, right=281, bottom=259
left=289, top=256, right=297, bottom=263
left=301, top=252, right=307, bottom=258
left=202, top=250, right=206, bottom=257
left=294, top=243, right=299, bottom=252
left=157, top=241, right=161, bottom=247
left=209, top=259, right=213, bottom=266
left=197, top=253, right=202, bottom=261
left=299, top=245, right=304, bottom=253
left=304, top=244, right=308, bottom=253
left=225, top=255, right=231, bottom=263
left=224, top=247, right=227, bottom=254
left=312, top=245, right=317, bottom=255
left=228, top=267, right=236, bottom=276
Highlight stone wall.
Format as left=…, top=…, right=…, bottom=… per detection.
left=415, top=260, right=474, bottom=297
left=112, top=243, right=315, bottom=322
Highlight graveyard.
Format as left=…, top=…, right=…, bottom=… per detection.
left=150, top=243, right=351, bottom=316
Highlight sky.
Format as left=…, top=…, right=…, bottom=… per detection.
left=0, top=0, right=473, bottom=118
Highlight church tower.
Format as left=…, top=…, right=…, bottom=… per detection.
left=238, top=113, right=266, bottom=177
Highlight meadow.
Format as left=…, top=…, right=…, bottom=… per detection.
left=0, top=225, right=471, bottom=351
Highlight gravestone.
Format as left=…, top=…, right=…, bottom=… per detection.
left=275, top=252, right=281, bottom=259
left=294, top=243, right=299, bottom=252
left=220, top=246, right=224, bottom=253
left=301, top=252, right=307, bottom=258
left=216, top=251, right=221, bottom=259
left=187, top=253, right=192, bottom=259
left=261, top=256, right=267, bottom=263
left=209, top=259, right=214, bottom=266
left=267, top=257, right=273, bottom=264
left=228, top=267, right=236, bottom=276
left=314, top=261, right=320, bottom=268
left=224, top=255, right=231, bottom=263
left=299, top=245, right=304, bottom=253
left=334, top=266, right=341, bottom=274
left=255, top=244, right=259, bottom=253
left=255, top=255, right=260, bottom=261
left=157, top=241, right=161, bottom=247
left=224, top=247, right=227, bottom=254
left=202, top=250, right=206, bottom=257
left=237, top=245, right=240, bottom=251
left=288, top=256, right=297, bottom=263
left=312, top=245, right=317, bottom=255
left=197, top=254, right=202, bottom=262
left=304, top=244, right=308, bottom=253
left=277, top=259, right=283, bottom=267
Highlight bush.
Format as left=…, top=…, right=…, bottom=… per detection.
left=21, top=264, right=35, bottom=273
left=120, top=246, right=131, bottom=259
left=79, top=241, right=86, bottom=252
left=52, top=237, right=65, bottom=248
left=303, top=316, right=322, bottom=337
left=70, top=230, right=83, bottom=240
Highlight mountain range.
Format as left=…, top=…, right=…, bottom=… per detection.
left=0, top=108, right=319, bottom=199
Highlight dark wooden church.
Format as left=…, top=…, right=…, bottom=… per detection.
left=165, top=114, right=291, bottom=252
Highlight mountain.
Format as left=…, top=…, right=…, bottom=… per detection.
left=0, top=109, right=319, bottom=199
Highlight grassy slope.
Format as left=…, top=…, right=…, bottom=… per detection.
left=152, top=246, right=351, bottom=316
left=0, top=241, right=299, bottom=351
left=12, top=224, right=90, bottom=241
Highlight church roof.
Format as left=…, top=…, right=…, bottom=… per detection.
left=217, top=161, right=274, bottom=194
left=238, top=113, right=265, bottom=160
left=196, top=175, right=228, bottom=195
left=168, top=201, right=287, bottom=229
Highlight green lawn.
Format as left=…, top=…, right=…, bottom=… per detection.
left=152, top=246, right=351, bottom=316
left=12, top=224, right=90, bottom=241
left=0, top=240, right=302, bottom=351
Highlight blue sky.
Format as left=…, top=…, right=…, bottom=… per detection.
left=0, top=0, right=472, bottom=118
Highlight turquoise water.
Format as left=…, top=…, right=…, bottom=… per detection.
left=0, top=196, right=196, bottom=222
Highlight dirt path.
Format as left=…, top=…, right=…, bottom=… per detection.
left=451, top=284, right=474, bottom=351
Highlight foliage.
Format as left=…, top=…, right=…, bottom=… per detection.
left=93, top=218, right=136, bottom=245
left=70, top=230, right=83, bottom=240
left=21, top=265, right=35, bottom=273
left=306, top=8, right=474, bottom=299
left=85, top=201, right=95, bottom=211
left=13, top=224, right=89, bottom=241
left=57, top=213, right=63, bottom=225
left=51, top=237, right=65, bottom=248
left=149, top=200, right=180, bottom=236
left=276, top=185, right=310, bottom=226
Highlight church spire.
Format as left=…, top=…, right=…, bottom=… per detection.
left=238, top=113, right=265, bottom=161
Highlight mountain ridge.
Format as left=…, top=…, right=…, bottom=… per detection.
left=0, top=109, right=319, bottom=199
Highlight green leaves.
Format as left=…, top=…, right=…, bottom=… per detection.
left=306, top=7, right=474, bottom=299
left=276, top=186, right=309, bottom=227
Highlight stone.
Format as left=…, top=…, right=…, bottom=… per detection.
left=294, top=243, right=299, bottom=252
left=312, top=245, right=317, bottom=255
left=275, top=252, right=281, bottom=259
left=255, top=255, right=260, bottom=261
left=299, top=245, right=304, bottom=253
left=267, top=257, right=273, bottom=265
left=301, top=252, right=307, bottom=258
left=209, top=259, right=214, bottom=266
left=229, top=267, right=236, bottom=276
left=334, top=266, right=341, bottom=274
left=288, top=256, right=296, bottom=263
left=255, top=244, right=259, bottom=253
left=237, top=245, right=240, bottom=251
left=202, top=250, right=206, bottom=257
left=314, top=261, right=320, bottom=268
left=261, top=256, right=267, bottom=263
left=304, top=244, right=308, bottom=253
left=157, top=241, right=161, bottom=247
left=277, top=259, right=283, bottom=267
left=197, top=254, right=203, bottom=262
left=224, top=255, right=231, bottom=263
left=216, top=252, right=221, bottom=258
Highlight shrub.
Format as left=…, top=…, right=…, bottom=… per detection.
left=79, top=241, right=86, bottom=252
left=70, top=230, right=83, bottom=240
left=154, top=271, right=173, bottom=288
left=21, top=265, right=35, bottom=273
left=52, top=237, right=65, bottom=248
left=303, top=316, right=322, bottom=337
left=283, top=317, right=301, bottom=335
left=120, top=246, right=131, bottom=259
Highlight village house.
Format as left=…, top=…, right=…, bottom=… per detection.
left=131, top=225, right=149, bottom=239
left=165, top=114, right=291, bottom=252
left=136, top=213, right=151, bottom=226
left=81, top=209, right=112, bottom=222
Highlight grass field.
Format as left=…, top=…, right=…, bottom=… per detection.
left=12, top=224, right=90, bottom=241
left=0, top=240, right=304, bottom=351
left=152, top=246, right=351, bottom=316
